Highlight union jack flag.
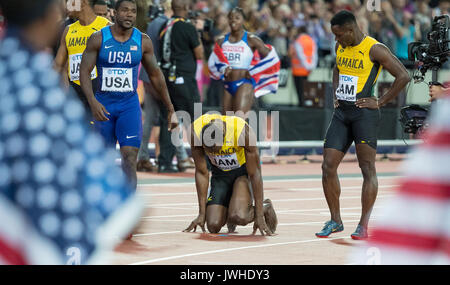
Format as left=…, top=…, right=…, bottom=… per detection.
left=208, top=42, right=280, bottom=98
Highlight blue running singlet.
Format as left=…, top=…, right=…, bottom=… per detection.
left=95, top=26, right=143, bottom=148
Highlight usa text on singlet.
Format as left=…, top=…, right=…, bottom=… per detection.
left=96, top=26, right=142, bottom=100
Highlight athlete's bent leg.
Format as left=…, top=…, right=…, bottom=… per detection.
left=355, top=143, right=378, bottom=229
left=206, top=204, right=228, bottom=233
left=227, top=176, right=254, bottom=227
left=322, top=148, right=346, bottom=224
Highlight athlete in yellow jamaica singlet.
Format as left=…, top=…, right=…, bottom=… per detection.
left=317, top=10, right=410, bottom=240
left=183, top=114, right=278, bottom=235
left=54, top=0, right=110, bottom=111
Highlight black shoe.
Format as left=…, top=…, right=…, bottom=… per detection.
left=158, top=164, right=179, bottom=173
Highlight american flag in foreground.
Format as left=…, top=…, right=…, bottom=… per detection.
left=0, top=35, right=144, bottom=265
left=353, top=91, right=450, bottom=265
left=208, top=43, right=280, bottom=98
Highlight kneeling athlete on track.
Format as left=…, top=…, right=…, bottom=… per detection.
left=183, top=114, right=277, bottom=235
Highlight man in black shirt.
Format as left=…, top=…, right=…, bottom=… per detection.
left=157, top=0, right=204, bottom=173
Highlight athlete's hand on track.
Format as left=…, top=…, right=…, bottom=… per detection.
left=355, top=97, right=379, bottom=109
left=183, top=215, right=206, bottom=233
left=89, top=99, right=110, bottom=121
left=167, top=109, right=178, bottom=131
left=252, top=214, right=273, bottom=236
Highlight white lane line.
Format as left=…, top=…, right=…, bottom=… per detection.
left=141, top=206, right=383, bottom=219
left=140, top=206, right=380, bottom=220
left=129, top=236, right=353, bottom=265
left=137, top=175, right=402, bottom=188
left=144, top=194, right=393, bottom=208
left=277, top=206, right=381, bottom=214
left=132, top=231, right=182, bottom=237
left=284, top=184, right=397, bottom=192
left=137, top=184, right=398, bottom=197
left=141, top=214, right=197, bottom=219
left=134, top=219, right=363, bottom=234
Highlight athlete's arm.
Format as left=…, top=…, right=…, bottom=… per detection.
left=246, top=34, right=270, bottom=80
left=141, top=34, right=177, bottom=131
left=53, top=26, right=70, bottom=86
left=216, top=36, right=233, bottom=78
left=358, top=43, right=410, bottom=109
left=80, top=31, right=110, bottom=121
left=248, top=34, right=271, bottom=59
left=332, top=42, right=340, bottom=108
left=184, top=127, right=209, bottom=233
left=241, top=124, right=273, bottom=236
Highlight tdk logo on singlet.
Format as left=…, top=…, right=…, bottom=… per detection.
left=341, top=75, right=354, bottom=82
left=72, top=54, right=83, bottom=61
left=108, top=51, right=132, bottom=64
left=107, top=69, right=128, bottom=75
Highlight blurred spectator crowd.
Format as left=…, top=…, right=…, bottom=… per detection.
left=143, top=0, right=449, bottom=105
left=1, top=0, right=448, bottom=104
left=181, top=0, right=449, bottom=67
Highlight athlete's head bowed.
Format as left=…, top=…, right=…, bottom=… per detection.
left=330, top=10, right=363, bottom=48
left=200, top=119, right=227, bottom=153
left=114, top=0, right=137, bottom=30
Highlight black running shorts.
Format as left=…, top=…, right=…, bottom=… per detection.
left=207, top=165, right=248, bottom=207
left=324, top=100, right=381, bottom=153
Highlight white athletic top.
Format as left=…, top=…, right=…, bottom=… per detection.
left=221, top=31, right=254, bottom=70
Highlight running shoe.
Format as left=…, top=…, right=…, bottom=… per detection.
left=263, top=199, right=278, bottom=234
left=351, top=224, right=368, bottom=240
left=315, top=220, right=344, bottom=238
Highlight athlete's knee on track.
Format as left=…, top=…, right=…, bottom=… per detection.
left=227, top=210, right=249, bottom=226
left=206, top=214, right=226, bottom=233
left=206, top=221, right=223, bottom=234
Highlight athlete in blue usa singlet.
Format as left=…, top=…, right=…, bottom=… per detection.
left=95, top=25, right=143, bottom=148
left=80, top=0, right=176, bottom=191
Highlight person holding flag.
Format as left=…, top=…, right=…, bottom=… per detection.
left=208, top=7, right=280, bottom=117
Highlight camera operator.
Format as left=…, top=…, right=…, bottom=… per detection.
left=429, top=82, right=450, bottom=102
left=401, top=14, right=449, bottom=136
left=157, top=0, right=204, bottom=173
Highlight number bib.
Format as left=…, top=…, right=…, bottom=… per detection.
left=208, top=153, right=240, bottom=171
left=336, top=74, right=358, bottom=102
left=69, top=53, right=97, bottom=81
left=101, top=67, right=133, bottom=92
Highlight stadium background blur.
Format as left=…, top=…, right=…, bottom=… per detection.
left=0, top=0, right=448, bottom=140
